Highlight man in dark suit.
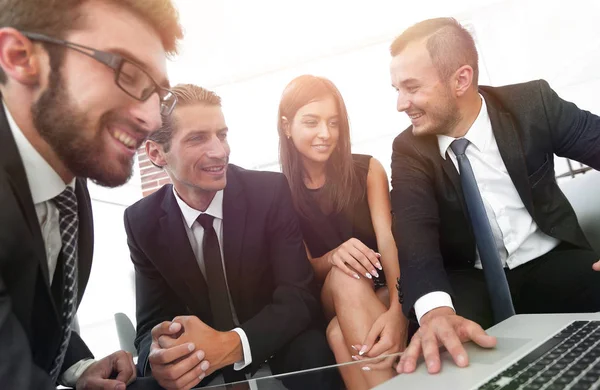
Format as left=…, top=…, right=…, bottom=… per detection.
left=388, top=18, right=600, bottom=375
left=124, top=84, right=339, bottom=390
left=0, top=0, right=182, bottom=388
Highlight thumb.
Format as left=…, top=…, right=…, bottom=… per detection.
left=360, top=320, right=384, bottom=356
left=470, top=329, right=497, bottom=348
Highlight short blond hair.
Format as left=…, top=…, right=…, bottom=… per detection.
left=148, top=84, right=222, bottom=152
left=0, top=0, right=183, bottom=82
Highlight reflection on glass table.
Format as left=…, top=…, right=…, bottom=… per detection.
left=202, top=351, right=403, bottom=390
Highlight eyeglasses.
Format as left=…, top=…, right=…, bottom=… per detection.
left=20, top=31, right=177, bottom=116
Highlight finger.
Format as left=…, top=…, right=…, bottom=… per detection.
left=179, top=371, right=206, bottom=390
left=160, top=358, right=209, bottom=390
left=350, top=239, right=381, bottom=274
left=457, top=320, right=497, bottom=348
left=158, top=334, right=182, bottom=349
left=151, top=321, right=182, bottom=341
left=347, top=246, right=378, bottom=278
left=80, top=377, right=127, bottom=390
left=332, top=255, right=361, bottom=280
left=436, top=324, right=468, bottom=370
left=593, top=260, right=600, bottom=271
left=360, top=321, right=384, bottom=356
left=149, top=342, right=197, bottom=365
left=156, top=351, right=209, bottom=384
left=113, top=352, right=136, bottom=384
left=420, top=327, right=443, bottom=374
left=340, top=251, right=372, bottom=279
left=397, top=333, right=422, bottom=374
left=367, top=335, right=393, bottom=358
left=363, top=355, right=397, bottom=371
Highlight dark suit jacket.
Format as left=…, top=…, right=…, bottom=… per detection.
left=124, top=165, right=320, bottom=375
left=0, top=99, right=94, bottom=388
left=391, top=80, right=600, bottom=318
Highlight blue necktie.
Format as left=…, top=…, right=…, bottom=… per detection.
left=49, top=187, right=79, bottom=383
left=450, top=138, right=515, bottom=324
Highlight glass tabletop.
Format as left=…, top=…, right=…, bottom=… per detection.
left=202, top=351, right=403, bottom=390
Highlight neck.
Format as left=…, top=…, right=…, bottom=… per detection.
left=173, top=181, right=217, bottom=212
left=446, top=90, right=483, bottom=139
left=302, top=158, right=327, bottom=189
left=2, top=88, right=74, bottom=184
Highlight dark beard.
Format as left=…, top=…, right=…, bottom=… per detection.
left=31, top=69, right=134, bottom=187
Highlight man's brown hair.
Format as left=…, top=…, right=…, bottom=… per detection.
left=0, top=0, right=183, bottom=83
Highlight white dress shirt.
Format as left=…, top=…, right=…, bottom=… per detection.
left=173, top=188, right=252, bottom=372
left=413, top=95, right=560, bottom=323
left=3, top=102, right=94, bottom=385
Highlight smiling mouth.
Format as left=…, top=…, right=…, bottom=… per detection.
left=202, top=165, right=226, bottom=174
left=408, top=112, right=424, bottom=120
left=109, top=128, right=139, bottom=150
left=312, top=144, right=331, bottom=150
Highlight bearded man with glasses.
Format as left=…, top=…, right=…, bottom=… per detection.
left=0, top=0, right=186, bottom=389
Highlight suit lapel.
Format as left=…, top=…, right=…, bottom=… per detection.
left=222, top=168, right=246, bottom=313
left=159, top=188, right=212, bottom=318
left=483, top=92, right=535, bottom=216
left=75, top=178, right=94, bottom=304
left=0, top=101, right=53, bottom=295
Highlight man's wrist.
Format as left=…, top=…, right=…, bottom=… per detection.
left=220, top=331, right=243, bottom=366
left=420, top=306, right=455, bottom=325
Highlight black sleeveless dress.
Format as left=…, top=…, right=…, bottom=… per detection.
left=299, top=154, right=386, bottom=288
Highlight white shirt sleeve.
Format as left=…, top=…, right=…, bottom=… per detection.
left=231, top=328, right=252, bottom=370
left=59, top=358, right=95, bottom=386
left=414, top=291, right=455, bottom=324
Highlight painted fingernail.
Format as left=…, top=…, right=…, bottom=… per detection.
left=375, top=262, right=382, bottom=270
left=371, top=270, right=379, bottom=277
left=200, top=361, right=210, bottom=371
left=362, top=366, right=372, bottom=371
left=375, top=252, right=381, bottom=258
left=354, top=273, right=360, bottom=280
left=351, top=345, right=358, bottom=351
left=365, top=272, right=372, bottom=279
left=188, top=343, right=195, bottom=352
left=359, top=345, right=368, bottom=355
left=351, top=355, right=359, bottom=361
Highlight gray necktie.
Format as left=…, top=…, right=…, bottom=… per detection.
left=49, top=187, right=79, bottom=383
left=450, top=138, right=515, bottom=324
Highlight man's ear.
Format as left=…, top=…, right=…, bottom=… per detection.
left=452, top=65, right=474, bottom=97
left=145, top=140, right=167, bottom=169
left=0, top=28, right=46, bottom=86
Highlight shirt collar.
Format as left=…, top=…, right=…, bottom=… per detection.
left=3, top=102, right=74, bottom=204
left=437, top=94, right=491, bottom=159
left=173, top=186, right=224, bottom=228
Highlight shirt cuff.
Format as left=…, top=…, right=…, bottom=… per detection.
left=59, top=358, right=96, bottom=387
left=232, top=328, right=252, bottom=371
left=414, top=291, right=455, bottom=324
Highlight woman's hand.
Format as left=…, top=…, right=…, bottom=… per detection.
left=327, top=238, right=382, bottom=280
left=352, top=306, right=408, bottom=370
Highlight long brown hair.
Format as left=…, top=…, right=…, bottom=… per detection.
left=277, top=75, right=362, bottom=219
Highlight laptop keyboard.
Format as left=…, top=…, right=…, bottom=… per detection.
left=478, top=321, right=600, bottom=390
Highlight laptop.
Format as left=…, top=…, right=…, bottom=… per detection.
left=375, top=313, right=600, bottom=390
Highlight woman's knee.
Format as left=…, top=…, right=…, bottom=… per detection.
left=326, top=266, right=374, bottom=302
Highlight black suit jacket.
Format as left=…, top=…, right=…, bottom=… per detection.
left=124, top=165, right=320, bottom=375
left=391, top=80, right=600, bottom=318
left=0, top=100, right=94, bottom=388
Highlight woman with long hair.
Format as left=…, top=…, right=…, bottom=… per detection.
left=277, top=75, right=408, bottom=389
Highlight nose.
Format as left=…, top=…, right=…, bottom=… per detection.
left=317, top=121, right=331, bottom=140
left=130, top=93, right=162, bottom=134
left=396, top=91, right=411, bottom=113
left=206, top=134, right=228, bottom=160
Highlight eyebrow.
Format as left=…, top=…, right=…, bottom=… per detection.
left=108, top=47, right=170, bottom=88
